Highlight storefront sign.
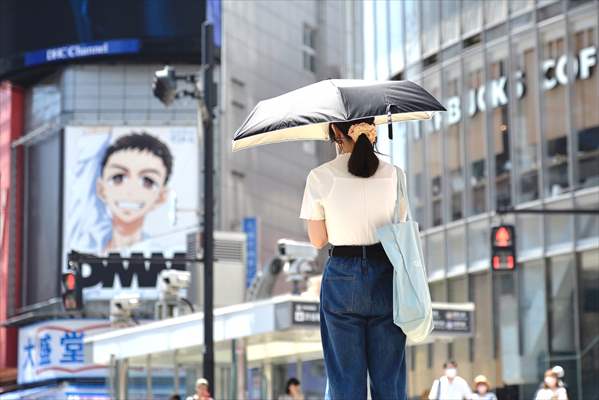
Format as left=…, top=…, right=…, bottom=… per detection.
left=62, top=126, right=198, bottom=300
left=18, top=319, right=111, bottom=384
left=243, top=217, right=258, bottom=288
left=24, top=39, right=140, bottom=67
left=430, top=45, right=597, bottom=129
left=432, top=307, right=473, bottom=336
left=292, top=302, right=320, bottom=325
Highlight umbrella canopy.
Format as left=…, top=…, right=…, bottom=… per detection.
left=232, top=79, right=446, bottom=152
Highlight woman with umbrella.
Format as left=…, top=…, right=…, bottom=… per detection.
left=299, top=116, right=408, bottom=399
left=233, top=79, right=444, bottom=399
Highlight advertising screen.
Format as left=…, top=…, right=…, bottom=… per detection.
left=0, top=0, right=207, bottom=78
left=62, top=126, right=199, bottom=300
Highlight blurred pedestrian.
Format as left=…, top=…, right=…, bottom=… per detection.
left=186, top=378, right=213, bottom=400
left=471, top=375, right=497, bottom=400
left=552, top=365, right=567, bottom=390
left=169, top=395, right=181, bottom=400
left=428, top=361, right=472, bottom=400
left=278, top=377, right=304, bottom=400
left=534, top=369, right=568, bottom=400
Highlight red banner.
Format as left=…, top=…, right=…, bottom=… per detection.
left=0, top=82, right=24, bottom=371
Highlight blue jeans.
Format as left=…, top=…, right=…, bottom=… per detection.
left=320, top=253, right=407, bottom=400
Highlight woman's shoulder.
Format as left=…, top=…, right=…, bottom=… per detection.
left=376, top=158, right=403, bottom=177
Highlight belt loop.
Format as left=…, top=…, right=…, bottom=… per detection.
left=362, top=245, right=366, bottom=259
left=329, top=245, right=334, bottom=257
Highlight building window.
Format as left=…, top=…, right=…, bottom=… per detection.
left=483, top=0, right=507, bottom=27
left=421, top=0, right=440, bottom=56
left=462, top=0, right=482, bottom=35
left=449, top=276, right=470, bottom=377
left=467, top=218, right=490, bottom=271
left=374, top=0, right=390, bottom=79
left=540, top=23, right=570, bottom=197
left=571, top=17, right=599, bottom=189
left=388, top=0, right=405, bottom=73
left=441, top=0, right=460, bottom=45
left=519, top=259, right=549, bottom=396
left=488, top=44, right=511, bottom=209
left=447, top=224, right=466, bottom=274
left=509, top=0, right=534, bottom=14
left=579, top=249, right=599, bottom=398
left=444, top=63, right=464, bottom=221
left=546, top=198, right=574, bottom=251
left=427, top=231, right=446, bottom=281
left=302, top=24, right=316, bottom=73
left=404, top=0, right=421, bottom=64
left=471, top=272, right=496, bottom=381
left=464, top=54, right=487, bottom=215
left=548, top=254, right=576, bottom=354
left=512, top=33, right=541, bottom=204
left=422, top=72, right=443, bottom=227
left=575, top=192, right=599, bottom=246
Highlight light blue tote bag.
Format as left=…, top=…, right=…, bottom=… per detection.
left=376, top=166, right=433, bottom=343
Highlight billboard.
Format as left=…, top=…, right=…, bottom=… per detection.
left=62, top=126, right=199, bottom=300
left=18, top=319, right=111, bottom=384
left=0, top=0, right=208, bottom=78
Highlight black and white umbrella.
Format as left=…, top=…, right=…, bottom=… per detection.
left=232, top=79, right=445, bottom=152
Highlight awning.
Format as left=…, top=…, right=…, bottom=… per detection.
left=85, top=295, right=321, bottom=365
left=85, top=295, right=474, bottom=365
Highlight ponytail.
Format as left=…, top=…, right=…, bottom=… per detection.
left=348, top=134, right=379, bottom=178
left=329, top=116, right=378, bottom=178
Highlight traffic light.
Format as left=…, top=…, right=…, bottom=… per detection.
left=62, top=269, right=83, bottom=310
left=491, top=224, right=516, bottom=271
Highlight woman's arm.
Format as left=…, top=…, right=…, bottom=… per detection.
left=306, top=219, right=328, bottom=249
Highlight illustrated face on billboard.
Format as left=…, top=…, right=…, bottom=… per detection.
left=63, top=126, right=198, bottom=299
left=96, top=133, right=173, bottom=251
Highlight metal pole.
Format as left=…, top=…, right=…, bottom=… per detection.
left=201, top=21, right=216, bottom=396
left=496, top=208, right=599, bottom=215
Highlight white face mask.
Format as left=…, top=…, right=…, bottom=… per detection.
left=445, top=368, right=457, bottom=379
left=545, top=376, right=557, bottom=387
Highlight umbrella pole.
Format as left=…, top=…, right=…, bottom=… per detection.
left=386, top=104, right=393, bottom=140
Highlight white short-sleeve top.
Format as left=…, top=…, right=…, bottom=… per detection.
left=299, top=152, right=408, bottom=246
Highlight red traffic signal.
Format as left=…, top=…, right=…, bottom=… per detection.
left=62, top=271, right=83, bottom=310
left=491, top=224, right=516, bottom=271
left=65, top=273, right=76, bottom=291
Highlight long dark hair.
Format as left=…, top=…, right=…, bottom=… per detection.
left=329, top=117, right=379, bottom=178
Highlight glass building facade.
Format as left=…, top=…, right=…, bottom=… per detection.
left=364, top=1, right=599, bottom=399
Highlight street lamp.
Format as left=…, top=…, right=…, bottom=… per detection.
left=152, top=22, right=217, bottom=394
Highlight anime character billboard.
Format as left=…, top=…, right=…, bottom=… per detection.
left=62, top=126, right=199, bottom=299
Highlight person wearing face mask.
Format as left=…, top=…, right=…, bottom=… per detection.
left=428, top=361, right=472, bottom=400
left=534, top=369, right=568, bottom=400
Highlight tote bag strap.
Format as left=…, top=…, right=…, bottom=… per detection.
left=392, top=166, right=413, bottom=223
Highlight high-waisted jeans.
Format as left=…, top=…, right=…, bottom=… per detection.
left=320, top=253, right=407, bottom=400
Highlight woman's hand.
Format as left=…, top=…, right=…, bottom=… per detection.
left=306, top=219, right=328, bottom=249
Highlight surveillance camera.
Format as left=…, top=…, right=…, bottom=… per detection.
left=277, top=239, right=318, bottom=261
left=158, top=269, right=191, bottom=298
left=111, top=293, right=140, bottom=311
left=110, top=293, right=141, bottom=324
left=153, top=66, right=178, bottom=106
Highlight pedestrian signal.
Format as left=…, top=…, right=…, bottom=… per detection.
left=491, top=224, right=516, bottom=271
left=62, top=270, right=83, bottom=310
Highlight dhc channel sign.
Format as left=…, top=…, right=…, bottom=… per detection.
left=25, top=39, right=141, bottom=66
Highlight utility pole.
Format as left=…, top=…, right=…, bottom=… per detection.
left=152, top=21, right=217, bottom=397
left=201, top=21, right=216, bottom=395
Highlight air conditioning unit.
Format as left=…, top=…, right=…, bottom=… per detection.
left=186, top=230, right=247, bottom=308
